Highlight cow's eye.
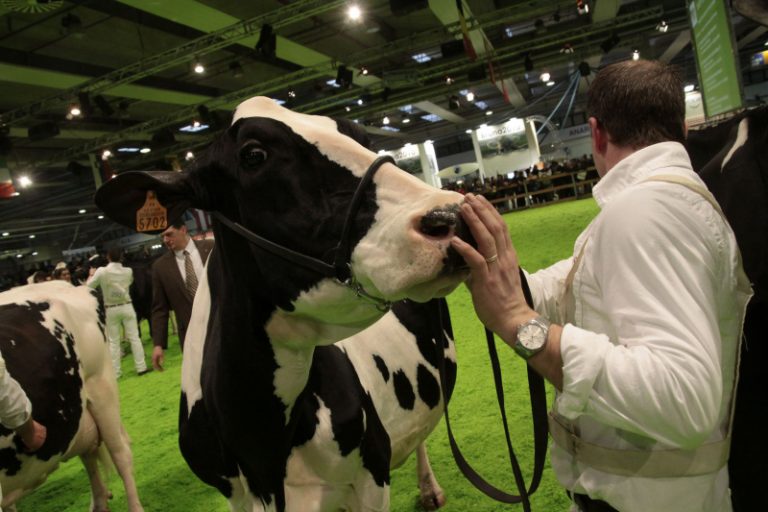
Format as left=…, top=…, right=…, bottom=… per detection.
left=240, top=144, right=268, bottom=169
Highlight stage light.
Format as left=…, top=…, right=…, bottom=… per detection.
left=1, top=232, right=8, bottom=237
left=402, top=117, right=410, bottom=123
left=348, top=4, right=362, bottom=21
left=632, top=49, right=640, bottom=60
left=486, top=110, right=493, bottom=116
left=140, top=147, right=151, bottom=154
left=445, top=76, right=454, bottom=85
left=360, top=66, right=369, bottom=75
left=101, top=149, right=112, bottom=160
left=185, top=151, right=195, bottom=161
left=465, top=91, right=475, bottom=102
left=560, top=43, right=574, bottom=54
left=345, top=105, right=352, bottom=112
left=98, top=215, right=105, bottom=219
left=540, top=72, right=551, bottom=82
left=547, top=81, right=555, bottom=86
left=577, top=0, right=589, bottom=15
left=656, top=20, right=669, bottom=33
left=18, top=175, right=32, bottom=188
left=69, top=104, right=81, bottom=117
left=382, top=116, right=390, bottom=125
left=288, top=89, right=296, bottom=98
left=78, top=209, right=86, bottom=214
left=29, top=234, right=35, bottom=239
left=193, top=61, right=205, bottom=74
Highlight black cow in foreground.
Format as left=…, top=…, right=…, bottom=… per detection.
left=96, top=97, right=472, bottom=511
left=686, top=106, right=768, bottom=512
left=0, top=281, right=144, bottom=511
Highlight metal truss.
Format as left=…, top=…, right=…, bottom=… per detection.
left=0, top=0, right=345, bottom=127
left=38, top=4, right=683, bottom=166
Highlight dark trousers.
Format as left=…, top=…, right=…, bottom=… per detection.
left=570, top=492, right=620, bottom=512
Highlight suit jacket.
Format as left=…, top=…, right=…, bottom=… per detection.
left=151, top=239, right=214, bottom=350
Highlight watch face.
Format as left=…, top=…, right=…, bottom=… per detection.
left=518, top=323, right=546, bottom=350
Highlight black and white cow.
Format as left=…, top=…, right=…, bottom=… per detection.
left=0, top=281, right=144, bottom=511
left=686, top=106, right=768, bottom=512
left=96, top=96, right=471, bottom=511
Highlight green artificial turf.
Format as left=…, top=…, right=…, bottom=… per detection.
left=19, top=198, right=599, bottom=512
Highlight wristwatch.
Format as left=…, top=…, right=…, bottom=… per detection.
left=514, top=316, right=551, bottom=359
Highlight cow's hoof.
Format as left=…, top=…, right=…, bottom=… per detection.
left=418, top=491, right=446, bottom=510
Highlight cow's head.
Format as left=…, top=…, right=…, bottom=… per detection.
left=96, top=97, right=470, bottom=319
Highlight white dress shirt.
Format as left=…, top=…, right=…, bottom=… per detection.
left=0, top=354, right=31, bottom=430
left=87, top=262, right=134, bottom=306
left=173, top=239, right=204, bottom=285
left=528, top=142, right=752, bottom=512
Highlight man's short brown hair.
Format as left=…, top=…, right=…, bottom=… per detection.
left=587, top=60, right=686, bottom=148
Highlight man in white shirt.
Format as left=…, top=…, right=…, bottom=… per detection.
left=0, top=352, right=47, bottom=508
left=87, top=248, right=149, bottom=378
left=451, top=60, right=752, bottom=512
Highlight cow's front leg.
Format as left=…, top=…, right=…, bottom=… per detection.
left=416, top=443, right=445, bottom=510
left=347, top=470, right=390, bottom=512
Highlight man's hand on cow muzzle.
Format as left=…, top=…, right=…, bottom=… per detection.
left=17, top=417, right=47, bottom=452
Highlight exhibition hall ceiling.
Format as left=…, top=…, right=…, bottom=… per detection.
left=0, top=0, right=764, bottom=256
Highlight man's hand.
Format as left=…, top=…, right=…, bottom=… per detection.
left=450, top=194, right=536, bottom=341
left=16, top=417, right=46, bottom=452
left=152, top=346, right=165, bottom=371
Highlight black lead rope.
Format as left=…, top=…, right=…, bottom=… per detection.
left=434, top=268, right=548, bottom=511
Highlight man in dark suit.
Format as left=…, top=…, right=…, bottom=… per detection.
left=151, top=220, right=213, bottom=370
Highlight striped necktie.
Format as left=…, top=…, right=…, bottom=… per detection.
left=183, top=250, right=198, bottom=299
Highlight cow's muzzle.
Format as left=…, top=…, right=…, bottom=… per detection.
left=418, top=204, right=476, bottom=273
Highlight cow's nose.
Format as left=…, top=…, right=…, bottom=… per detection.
left=418, top=203, right=477, bottom=272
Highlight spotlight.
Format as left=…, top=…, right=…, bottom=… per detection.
left=94, top=95, right=114, bottom=117
left=229, top=61, right=244, bottom=78
left=185, top=151, right=195, bottom=161
left=101, top=149, right=112, bottom=160
left=69, top=104, right=81, bottom=117
left=193, top=120, right=201, bottom=128
left=193, top=61, right=205, bottom=74
left=360, top=66, right=369, bottom=76
left=345, top=105, right=352, bottom=112
left=1, top=232, right=8, bottom=236
left=560, top=43, right=574, bottom=54
left=336, top=65, right=354, bottom=88
left=656, top=20, right=669, bottom=33
left=445, top=76, right=454, bottom=85
left=98, top=215, right=105, bottom=219
left=255, top=24, right=277, bottom=60
left=546, top=81, right=555, bottom=87
left=140, top=147, right=151, bottom=154
left=78, top=209, right=86, bottom=214
left=77, top=92, right=93, bottom=117
left=61, top=13, right=82, bottom=34
left=486, top=110, right=493, bottom=116
left=600, top=33, right=620, bottom=53
left=465, top=91, right=475, bottom=102
left=577, top=0, right=589, bottom=15
left=632, top=49, right=640, bottom=61
left=288, top=89, right=296, bottom=98
left=382, top=116, right=390, bottom=125
left=540, top=72, right=551, bottom=82
left=18, top=175, right=32, bottom=188
left=347, top=4, right=362, bottom=21
left=524, top=53, right=534, bottom=72
left=357, top=98, right=364, bottom=106
left=402, top=117, right=410, bottom=123
left=29, top=234, right=35, bottom=239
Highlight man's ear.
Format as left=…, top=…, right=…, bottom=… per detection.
left=95, top=170, right=196, bottom=233
left=588, top=116, right=607, bottom=154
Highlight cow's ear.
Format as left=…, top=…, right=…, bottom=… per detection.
left=334, top=118, right=372, bottom=149
left=95, top=170, right=196, bottom=233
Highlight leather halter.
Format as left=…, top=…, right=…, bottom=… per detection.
left=212, top=155, right=395, bottom=311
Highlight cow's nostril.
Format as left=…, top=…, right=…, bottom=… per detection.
left=419, top=205, right=459, bottom=239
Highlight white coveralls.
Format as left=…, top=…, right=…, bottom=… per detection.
left=87, top=262, right=147, bottom=377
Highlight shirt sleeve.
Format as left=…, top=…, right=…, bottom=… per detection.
left=526, top=257, right=574, bottom=325
left=86, top=267, right=101, bottom=289
left=0, top=355, right=32, bottom=430
left=557, top=189, right=725, bottom=449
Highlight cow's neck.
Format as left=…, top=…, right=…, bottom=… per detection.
left=265, top=279, right=385, bottom=418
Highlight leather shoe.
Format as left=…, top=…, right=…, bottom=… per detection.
left=137, top=368, right=153, bottom=376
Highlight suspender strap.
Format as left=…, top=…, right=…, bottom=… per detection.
left=549, top=414, right=730, bottom=477
left=549, top=174, right=746, bottom=478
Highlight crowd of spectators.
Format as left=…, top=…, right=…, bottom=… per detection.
left=442, top=154, right=596, bottom=209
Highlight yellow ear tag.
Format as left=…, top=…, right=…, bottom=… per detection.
left=136, top=190, right=168, bottom=232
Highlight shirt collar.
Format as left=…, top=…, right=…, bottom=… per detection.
left=591, top=141, right=692, bottom=209
left=174, top=238, right=196, bottom=259
left=106, top=262, right=123, bottom=269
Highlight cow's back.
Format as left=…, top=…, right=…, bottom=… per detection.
left=0, top=282, right=102, bottom=494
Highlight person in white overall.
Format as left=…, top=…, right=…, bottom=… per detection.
left=0, top=353, right=47, bottom=509
left=87, top=248, right=149, bottom=378
left=451, top=60, right=752, bottom=512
